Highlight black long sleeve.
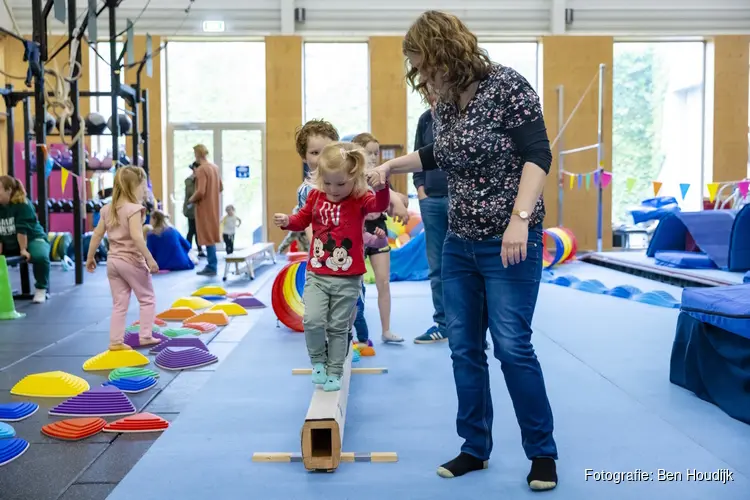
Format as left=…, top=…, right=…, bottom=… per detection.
left=418, top=143, right=438, bottom=171
left=506, top=118, right=552, bottom=174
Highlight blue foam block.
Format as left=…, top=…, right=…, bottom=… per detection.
left=0, top=438, right=29, bottom=466
left=0, top=402, right=39, bottom=422
left=0, top=422, right=16, bottom=439
left=102, top=376, right=158, bottom=393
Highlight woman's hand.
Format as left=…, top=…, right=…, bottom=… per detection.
left=501, top=219, right=529, bottom=268
left=20, top=249, right=31, bottom=262
left=366, top=163, right=390, bottom=190
left=273, top=214, right=289, bottom=227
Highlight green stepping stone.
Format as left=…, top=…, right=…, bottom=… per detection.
left=109, top=367, right=160, bottom=381
left=125, top=324, right=162, bottom=334
left=162, top=327, right=201, bottom=338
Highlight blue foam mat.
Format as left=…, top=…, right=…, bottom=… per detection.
left=541, top=271, right=681, bottom=308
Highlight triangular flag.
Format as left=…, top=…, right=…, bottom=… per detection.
left=593, top=170, right=600, bottom=187
left=61, top=168, right=69, bottom=193
left=707, top=182, right=720, bottom=203
left=569, top=173, right=575, bottom=190
left=679, top=183, right=690, bottom=200
left=585, top=173, right=591, bottom=190
left=601, top=171, right=612, bottom=189
left=653, top=181, right=662, bottom=196
left=626, top=177, right=636, bottom=192
left=738, top=180, right=749, bottom=198
left=577, top=174, right=582, bottom=190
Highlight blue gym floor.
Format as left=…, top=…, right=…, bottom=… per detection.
left=2, top=258, right=749, bottom=499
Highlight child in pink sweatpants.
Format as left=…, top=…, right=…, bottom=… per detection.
left=86, top=166, right=160, bottom=351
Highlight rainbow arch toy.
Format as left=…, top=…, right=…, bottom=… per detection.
left=542, top=227, right=577, bottom=269
left=271, top=261, right=306, bottom=332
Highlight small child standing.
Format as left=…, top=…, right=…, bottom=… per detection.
left=221, top=205, right=241, bottom=255
left=274, top=142, right=390, bottom=392
left=86, top=166, right=160, bottom=351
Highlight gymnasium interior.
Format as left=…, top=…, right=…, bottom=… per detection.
left=0, top=1, right=749, bottom=499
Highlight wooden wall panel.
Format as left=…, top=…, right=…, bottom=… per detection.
left=542, top=36, right=614, bottom=251
left=712, top=36, right=749, bottom=183
left=368, top=36, right=408, bottom=194
left=265, top=36, right=303, bottom=246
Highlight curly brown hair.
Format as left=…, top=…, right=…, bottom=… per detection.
left=294, top=119, right=339, bottom=159
left=403, top=11, right=492, bottom=104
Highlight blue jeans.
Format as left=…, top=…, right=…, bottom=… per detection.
left=442, top=225, right=557, bottom=461
left=353, top=283, right=368, bottom=342
left=419, top=196, right=449, bottom=333
left=205, top=245, right=217, bottom=271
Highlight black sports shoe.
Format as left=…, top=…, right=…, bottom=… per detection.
left=527, top=457, right=557, bottom=491
left=436, top=452, right=488, bottom=478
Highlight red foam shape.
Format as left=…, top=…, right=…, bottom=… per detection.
left=132, top=318, right=167, bottom=327
left=103, top=412, right=170, bottom=433
left=182, top=322, right=217, bottom=333
left=41, top=417, right=107, bottom=441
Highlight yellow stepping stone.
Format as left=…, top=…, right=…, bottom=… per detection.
left=209, top=303, right=248, bottom=316
left=11, top=371, right=90, bottom=398
left=171, top=297, right=213, bottom=310
left=83, top=350, right=150, bottom=372
left=192, top=286, right=227, bottom=297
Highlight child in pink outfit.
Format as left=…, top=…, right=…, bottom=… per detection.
left=86, top=166, right=160, bottom=351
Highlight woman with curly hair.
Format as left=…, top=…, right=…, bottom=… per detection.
left=366, top=11, right=558, bottom=490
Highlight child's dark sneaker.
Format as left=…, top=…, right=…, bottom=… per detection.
left=436, top=452, right=488, bottom=478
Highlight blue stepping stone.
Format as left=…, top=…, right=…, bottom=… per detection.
left=102, top=376, right=158, bottom=393
left=0, top=402, right=39, bottom=422
left=0, top=438, right=29, bottom=466
left=0, top=422, right=16, bottom=439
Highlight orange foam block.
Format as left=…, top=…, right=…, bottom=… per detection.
left=103, top=412, right=169, bottom=433
left=183, top=322, right=217, bottom=333
left=157, top=307, right=196, bottom=321
left=132, top=318, right=167, bottom=327
left=183, top=310, right=230, bottom=326
left=41, top=417, right=106, bottom=441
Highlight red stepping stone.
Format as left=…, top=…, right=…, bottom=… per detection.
left=182, top=322, right=217, bottom=333
left=132, top=318, right=167, bottom=327
left=41, top=417, right=107, bottom=441
left=103, top=412, right=170, bottom=433
left=226, top=292, right=253, bottom=298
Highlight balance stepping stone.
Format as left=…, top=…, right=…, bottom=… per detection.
left=125, top=324, right=162, bottom=334
left=198, top=295, right=225, bottom=301
left=192, top=285, right=227, bottom=297
left=226, top=291, right=253, bottom=298
left=124, top=331, right=168, bottom=348
left=83, top=350, right=149, bottom=371
left=0, top=402, right=39, bottom=422
left=182, top=322, right=217, bottom=333
left=132, top=318, right=167, bottom=327
left=103, top=413, right=170, bottom=433
left=108, top=367, right=159, bottom=382
left=49, top=386, right=136, bottom=417
left=103, top=376, right=158, bottom=393
left=149, top=337, right=207, bottom=355
left=232, top=296, right=266, bottom=309
left=162, top=327, right=201, bottom=338
left=0, top=422, right=16, bottom=439
left=11, top=371, right=89, bottom=398
left=0, top=438, right=29, bottom=466
left=155, top=347, right=218, bottom=371
left=41, top=417, right=106, bottom=441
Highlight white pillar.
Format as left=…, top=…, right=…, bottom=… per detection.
left=550, top=0, right=566, bottom=35
left=280, top=0, right=295, bottom=35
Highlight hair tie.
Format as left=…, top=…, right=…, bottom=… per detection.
left=340, top=148, right=347, bottom=160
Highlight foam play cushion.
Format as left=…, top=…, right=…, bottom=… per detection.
left=183, top=310, right=230, bottom=326
left=0, top=402, right=39, bottom=422
left=162, top=327, right=201, bottom=338
left=232, top=296, right=266, bottom=309
left=41, top=417, right=106, bottom=441
left=49, top=386, right=136, bottom=417
left=102, top=376, right=158, bottom=393
left=83, top=350, right=150, bottom=371
left=192, top=285, right=227, bottom=297
left=182, top=322, right=217, bottom=333
left=149, top=337, right=208, bottom=354
left=108, top=367, right=159, bottom=381
left=208, top=302, right=248, bottom=316
left=103, top=412, right=170, bottom=433
left=0, top=422, right=16, bottom=439
left=0, top=438, right=29, bottom=466
left=171, top=297, right=214, bottom=310
left=10, top=371, right=90, bottom=398
left=155, top=346, right=218, bottom=371
left=156, top=307, right=197, bottom=321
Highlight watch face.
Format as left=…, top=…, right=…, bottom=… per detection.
left=519, top=211, right=529, bottom=219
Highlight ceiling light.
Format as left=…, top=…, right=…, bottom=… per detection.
left=202, top=20, right=225, bottom=33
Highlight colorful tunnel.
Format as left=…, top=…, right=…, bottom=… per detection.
left=542, top=227, right=577, bottom=269
left=271, top=260, right=307, bottom=332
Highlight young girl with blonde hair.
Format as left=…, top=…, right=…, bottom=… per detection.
left=274, top=142, right=390, bottom=391
left=86, top=166, right=160, bottom=350
left=145, top=210, right=195, bottom=271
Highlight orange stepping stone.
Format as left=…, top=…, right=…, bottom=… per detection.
left=182, top=322, right=217, bottom=333
left=156, top=307, right=196, bottom=321
left=183, top=310, right=229, bottom=326
left=103, top=412, right=170, bottom=433
left=132, top=318, right=167, bottom=327
left=41, top=417, right=106, bottom=441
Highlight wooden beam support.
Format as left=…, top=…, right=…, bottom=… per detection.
left=300, top=347, right=353, bottom=471
left=252, top=451, right=398, bottom=463
left=292, top=367, right=388, bottom=375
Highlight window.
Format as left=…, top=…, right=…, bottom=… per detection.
left=612, top=42, right=706, bottom=224
left=166, top=42, right=266, bottom=123
left=303, top=43, right=369, bottom=136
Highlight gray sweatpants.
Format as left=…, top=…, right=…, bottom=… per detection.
left=303, top=272, right=362, bottom=377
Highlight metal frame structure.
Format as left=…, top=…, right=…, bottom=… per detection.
left=555, top=63, right=607, bottom=252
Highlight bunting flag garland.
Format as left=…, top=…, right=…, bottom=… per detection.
left=600, top=171, right=612, bottom=188
left=60, top=168, right=70, bottom=192
left=585, top=173, right=591, bottom=191
left=707, top=183, right=720, bottom=203
left=652, top=181, right=662, bottom=196
left=625, top=177, right=637, bottom=192
left=569, top=174, right=575, bottom=190
left=739, top=181, right=750, bottom=198
left=679, top=183, right=690, bottom=200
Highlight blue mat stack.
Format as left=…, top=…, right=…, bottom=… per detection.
left=541, top=272, right=681, bottom=308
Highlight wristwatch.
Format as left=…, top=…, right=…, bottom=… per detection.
left=512, top=209, right=530, bottom=221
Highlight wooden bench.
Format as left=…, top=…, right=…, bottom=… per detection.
left=5, top=255, right=34, bottom=300
left=223, top=242, right=276, bottom=281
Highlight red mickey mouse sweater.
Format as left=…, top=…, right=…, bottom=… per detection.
left=283, top=184, right=390, bottom=276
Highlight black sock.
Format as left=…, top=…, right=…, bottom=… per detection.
left=436, top=452, right=487, bottom=478
left=527, top=457, right=557, bottom=490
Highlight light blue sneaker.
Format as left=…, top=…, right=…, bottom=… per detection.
left=414, top=325, right=448, bottom=344
left=312, top=363, right=327, bottom=384
left=323, top=376, right=341, bottom=392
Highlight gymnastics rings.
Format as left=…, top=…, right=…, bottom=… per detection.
left=271, top=261, right=307, bottom=332
left=542, top=227, right=577, bottom=269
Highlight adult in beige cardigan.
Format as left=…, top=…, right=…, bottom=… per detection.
left=189, top=144, right=223, bottom=276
